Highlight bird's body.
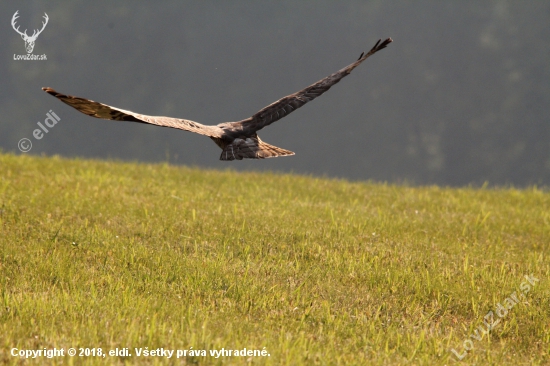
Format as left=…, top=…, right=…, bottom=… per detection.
left=43, top=38, right=392, bottom=160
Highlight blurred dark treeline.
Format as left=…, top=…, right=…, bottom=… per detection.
left=1, top=1, right=549, bottom=186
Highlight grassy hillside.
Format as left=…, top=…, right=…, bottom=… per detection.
left=0, top=153, right=548, bottom=365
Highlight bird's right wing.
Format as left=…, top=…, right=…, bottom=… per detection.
left=228, top=38, right=392, bottom=134
left=42, top=87, right=223, bottom=138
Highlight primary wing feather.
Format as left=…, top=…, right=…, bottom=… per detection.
left=42, top=87, right=223, bottom=138
left=229, top=38, right=392, bottom=134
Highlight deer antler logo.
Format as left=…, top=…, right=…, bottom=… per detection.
left=12, top=10, right=49, bottom=54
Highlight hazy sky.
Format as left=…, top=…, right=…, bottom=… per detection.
left=2, top=1, right=549, bottom=186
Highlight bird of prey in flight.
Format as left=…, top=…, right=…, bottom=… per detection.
left=43, top=38, right=392, bottom=161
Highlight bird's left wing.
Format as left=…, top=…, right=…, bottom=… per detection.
left=42, top=87, right=223, bottom=138
left=227, top=38, right=392, bottom=134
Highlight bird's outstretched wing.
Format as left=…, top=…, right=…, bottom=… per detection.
left=42, top=87, right=223, bottom=138
left=228, top=38, right=392, bottom=134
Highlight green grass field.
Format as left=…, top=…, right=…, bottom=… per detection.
left=1, top=152, right=548, bottom=365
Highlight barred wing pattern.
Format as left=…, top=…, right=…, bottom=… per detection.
left=42, top=87, right=223, bottom=138
left=233, top=38, right=393, bottom=134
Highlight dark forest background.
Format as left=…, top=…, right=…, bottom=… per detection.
left=1, top=1, right=549, bottom=186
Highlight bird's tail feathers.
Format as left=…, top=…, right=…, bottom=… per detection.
left=220, top=135, right=294, bottom=161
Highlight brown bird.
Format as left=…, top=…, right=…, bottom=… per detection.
left=43, top=38, right=392, bottom=161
